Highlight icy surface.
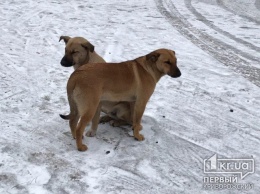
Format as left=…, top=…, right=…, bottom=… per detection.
left=0, top=0, right=259, bottom=193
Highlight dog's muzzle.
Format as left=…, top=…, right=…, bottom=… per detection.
left=169, top=67, right=181, bottom=78
left=60, top=56, right=73, bottom=67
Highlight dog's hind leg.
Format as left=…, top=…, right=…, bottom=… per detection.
left=69, top=113, right=79, bottom=139
left=86, top=103, right=102, bottom=137
left=75, top=97, right=100, bottom=151
left=75, top=112, right=93, bottom=151
left=67, top=94, right=79, bottom=139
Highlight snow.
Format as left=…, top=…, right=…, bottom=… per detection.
left=0, top=0, right=259, bottom=193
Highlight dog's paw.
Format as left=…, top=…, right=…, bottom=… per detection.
left=134, top=134, right=145, bottom=141
left=77, top=144, right=88, bottom=152
left=86, top=130, right=96, bottom=137
left=109, top=120, right=119, bottom=127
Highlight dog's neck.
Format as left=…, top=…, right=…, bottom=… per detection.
left=88, top=51, right=97, bottom=63
left=73, top=64, right=80, bottom=70
left=73, top=51, right=98, bottom=70
left=135, top=57, right=164, bottom=83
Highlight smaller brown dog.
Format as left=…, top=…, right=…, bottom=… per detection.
left=59, top=36, right=105, bottom=69
left=64, top=49, right=181, bottom=151
left=59, top=36, right=132, bottom=126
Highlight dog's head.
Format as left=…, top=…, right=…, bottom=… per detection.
left=146, top=49, right=181, bottom=78
left=59, top=36, right=95, bottom=67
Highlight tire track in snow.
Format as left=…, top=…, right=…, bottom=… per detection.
left=217, top=0, right=260, bottom=24
left=99, top=117, right=207, bottom=193
left=175, top=80, right=260, bottom=127
left=186, top=0, right=260, bottom=57
left=154, top=0, right=260, bottom=154
left=155, top=0, right=260, bottom=87
left=104, top=166, right=152, bottom=192
left=148, top=122, right=206, bottom=191
left=154, top=78, right=260, bottom=157
left=256, top=0, right=260, bottom=10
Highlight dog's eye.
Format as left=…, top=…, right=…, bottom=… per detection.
left=165, top=61, right=171, bottom=65
left=71, top=51, right=79, bottom=54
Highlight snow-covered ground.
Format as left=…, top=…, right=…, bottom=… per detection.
left=0, top=0, right=259, bottom=193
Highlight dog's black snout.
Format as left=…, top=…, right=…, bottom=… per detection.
left=170, top=67, right=181, bottom=78
left=60, top=56, right=73, bottom=67
left=175, top=69, right=181, bottom=77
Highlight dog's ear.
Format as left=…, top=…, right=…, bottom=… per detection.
left=146, top=52, right=160, bottom=62
left=59, top=36, right=71, bottom=44
left=81, top=42, right=94, bottom=53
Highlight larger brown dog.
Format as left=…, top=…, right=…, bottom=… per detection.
left=59, top=36, right=132, bottom=125
left=64, top=48, right=181, bottom=151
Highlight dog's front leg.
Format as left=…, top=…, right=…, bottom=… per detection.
left=86, top=103, right=102, bottom=137
left=132, top=99, right=149, bottom=141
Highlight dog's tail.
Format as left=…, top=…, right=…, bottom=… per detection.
left=59, top=114, right=70, bottom=120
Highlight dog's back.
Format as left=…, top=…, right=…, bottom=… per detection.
left=68, top=61, right=140, bottom=102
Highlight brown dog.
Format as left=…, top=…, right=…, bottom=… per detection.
left=63, top=48, right=181, bottom=151
left=59, top=36, right=106, bottom=69
left=59, top=36, right=131, bottom=126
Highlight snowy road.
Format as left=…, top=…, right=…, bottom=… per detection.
left=0, top=0, right=259, bottom=193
